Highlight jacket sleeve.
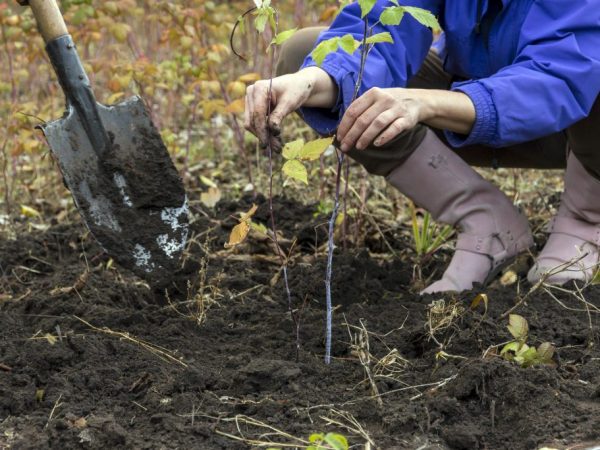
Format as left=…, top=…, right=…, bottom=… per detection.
left=446, top=0, right=600, bottom=148
left=299, top=0, right=442, bottom=136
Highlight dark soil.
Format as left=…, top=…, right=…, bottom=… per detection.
left=2, top=196, right=600, bottom=450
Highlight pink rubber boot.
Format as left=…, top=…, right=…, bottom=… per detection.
left=528, top=153, right=600, bottom=285
left=386, top=130, right=533, bottom=294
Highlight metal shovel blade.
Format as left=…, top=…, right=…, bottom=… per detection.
left=42, top=96, right=189, bottom=285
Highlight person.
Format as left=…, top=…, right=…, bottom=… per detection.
left=244, top=0, right=600, bottom=294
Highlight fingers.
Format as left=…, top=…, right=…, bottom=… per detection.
left=374, top=117, right=412, bottom=147
left=338, top=103, right=387, bottom=152
left=355, top=111, right=396, bottom=150
left=336, top=93, right=375, bottom=148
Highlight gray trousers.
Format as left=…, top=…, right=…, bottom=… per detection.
left=277, top=27, right=600, bottom=178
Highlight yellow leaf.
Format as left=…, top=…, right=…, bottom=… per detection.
left=470, top=293, right=488, bottom=312
left=282, top=139, right=304, bottom=160
left=507, top=314, right=528, bottom=340
left=240, top=204, right=258, bottom=222
left=282, top=159, right=308, bottom=184
left=226, top=98, right=245, bottom=114
left=20, top=205, right=40, bottom=218
left=299, top=137, right=333, bottom=161
left=200, top=187, right=222, bottom=208
left=225, top=221, right=250, bottom=249
left=44, top=333, right=57, bottom=345
left=500, top=270, right=517, bottom=286
left=200, top=176, right=217, bottom=188
left=35, top=389, right=45, bottom=402
left=106, top=92, right=125, bottom=104
left=227, top=81, right=247, bottom=98
left=238, top=72, right=261, bottom=83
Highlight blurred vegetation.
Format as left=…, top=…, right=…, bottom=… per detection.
left=0, top=0, right=339, bottom=219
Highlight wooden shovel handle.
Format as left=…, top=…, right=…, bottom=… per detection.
left=26, top=0, right=69, bottom=43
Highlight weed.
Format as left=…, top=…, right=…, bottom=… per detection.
left=500, top=314, right=556, bottom=368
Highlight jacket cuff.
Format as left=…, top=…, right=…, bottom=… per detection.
left=444, top=81, right=499, bottom=148
left=298, top=60, right=357, bottom=136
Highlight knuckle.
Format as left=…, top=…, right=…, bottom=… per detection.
left=356, top=117, right=370, bottom=128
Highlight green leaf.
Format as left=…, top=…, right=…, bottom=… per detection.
left=311, top=37, right=340, bottom=66
left=309, top=433, right=325, bottom=443
left=282, top=139, right=305, bottom=160
left=358, top=0, right=377, bottom=18
left=507, top=314, right=528, bottom=341
left=254, top=11, right=269, bottom=33
left=380, top=6, right=405, bottom=26
left=324, top=433, right=349, bottom=450
left=519, top=346, right=538, bottom=367
left=270, top=28, right=298, bottom=46
left=500, top=341, right=521, bottom=356
left=299, top=137, right=333, bottom=161
left=403, top=6, right=441, bottom=32
left=537, top=342, right=555, bottom=362
left=365, top=32, right=394, bottom=45
left=282, top=159, right=308, bottom=184
left=338, top=34, right=361, bottom=55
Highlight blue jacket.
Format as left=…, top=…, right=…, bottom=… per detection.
left=300, top=0, right=600, bottom=148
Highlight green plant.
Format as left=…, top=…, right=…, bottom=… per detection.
left=267, top=432, right=349, bottom=450
left=311, top=0, right=440, bottom=364
left=500, top=314, right=556, bottom=368
left=410, top=201, right=454, bottom=258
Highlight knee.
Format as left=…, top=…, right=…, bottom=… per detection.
left=276, top=27, right=327, bottom=77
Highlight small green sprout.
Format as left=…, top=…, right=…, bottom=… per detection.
left=500, top=314, right=556, bottom=368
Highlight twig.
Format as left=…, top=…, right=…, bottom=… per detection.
left=0, top=363, right=12, bottom=372
left=45, top=394, right=63, bottom=430
left=74, top=316, right=188, bottom=367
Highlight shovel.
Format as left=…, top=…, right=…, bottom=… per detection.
left=21, top=0, right=189, bottom=286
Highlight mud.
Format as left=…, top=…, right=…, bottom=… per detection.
left=1, top=197, right=600, bottom=450
left=44, top=97, right=188, bottom=286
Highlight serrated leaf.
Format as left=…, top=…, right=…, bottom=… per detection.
left=365, top=32, right=394, bottom=45
left=403, top=6, right=441, bottom=31
left=282, top=159, right=308, bottom=184
left=338, top=34, right=361, bottom=55
left=225, top=221, right=251, bottom=248
left=299, top=137, right=333, bottom=161
left=324, top=433, right=349, bottom=450
left=380, top=6, right=405, bottom=25
left=270, top=28, right=297, bottom=46
left=311, top=37, right=340, bottom=66
left=282, top=139, right=304, bottom=160
left=358, top=0, right=377, bottom=17
left=507, top=314, right=528, bottom=341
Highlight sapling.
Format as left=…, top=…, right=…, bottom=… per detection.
left=231, top=0, right=440, bottom=365
left=309, top=0, right=440, bottom=364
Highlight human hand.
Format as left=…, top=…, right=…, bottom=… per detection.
left=336, top=87, right=429, bottom=153
left=244, top=67, right=337, bottom=152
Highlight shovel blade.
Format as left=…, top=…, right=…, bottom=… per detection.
left=42, top=96, right=189, bottom=285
